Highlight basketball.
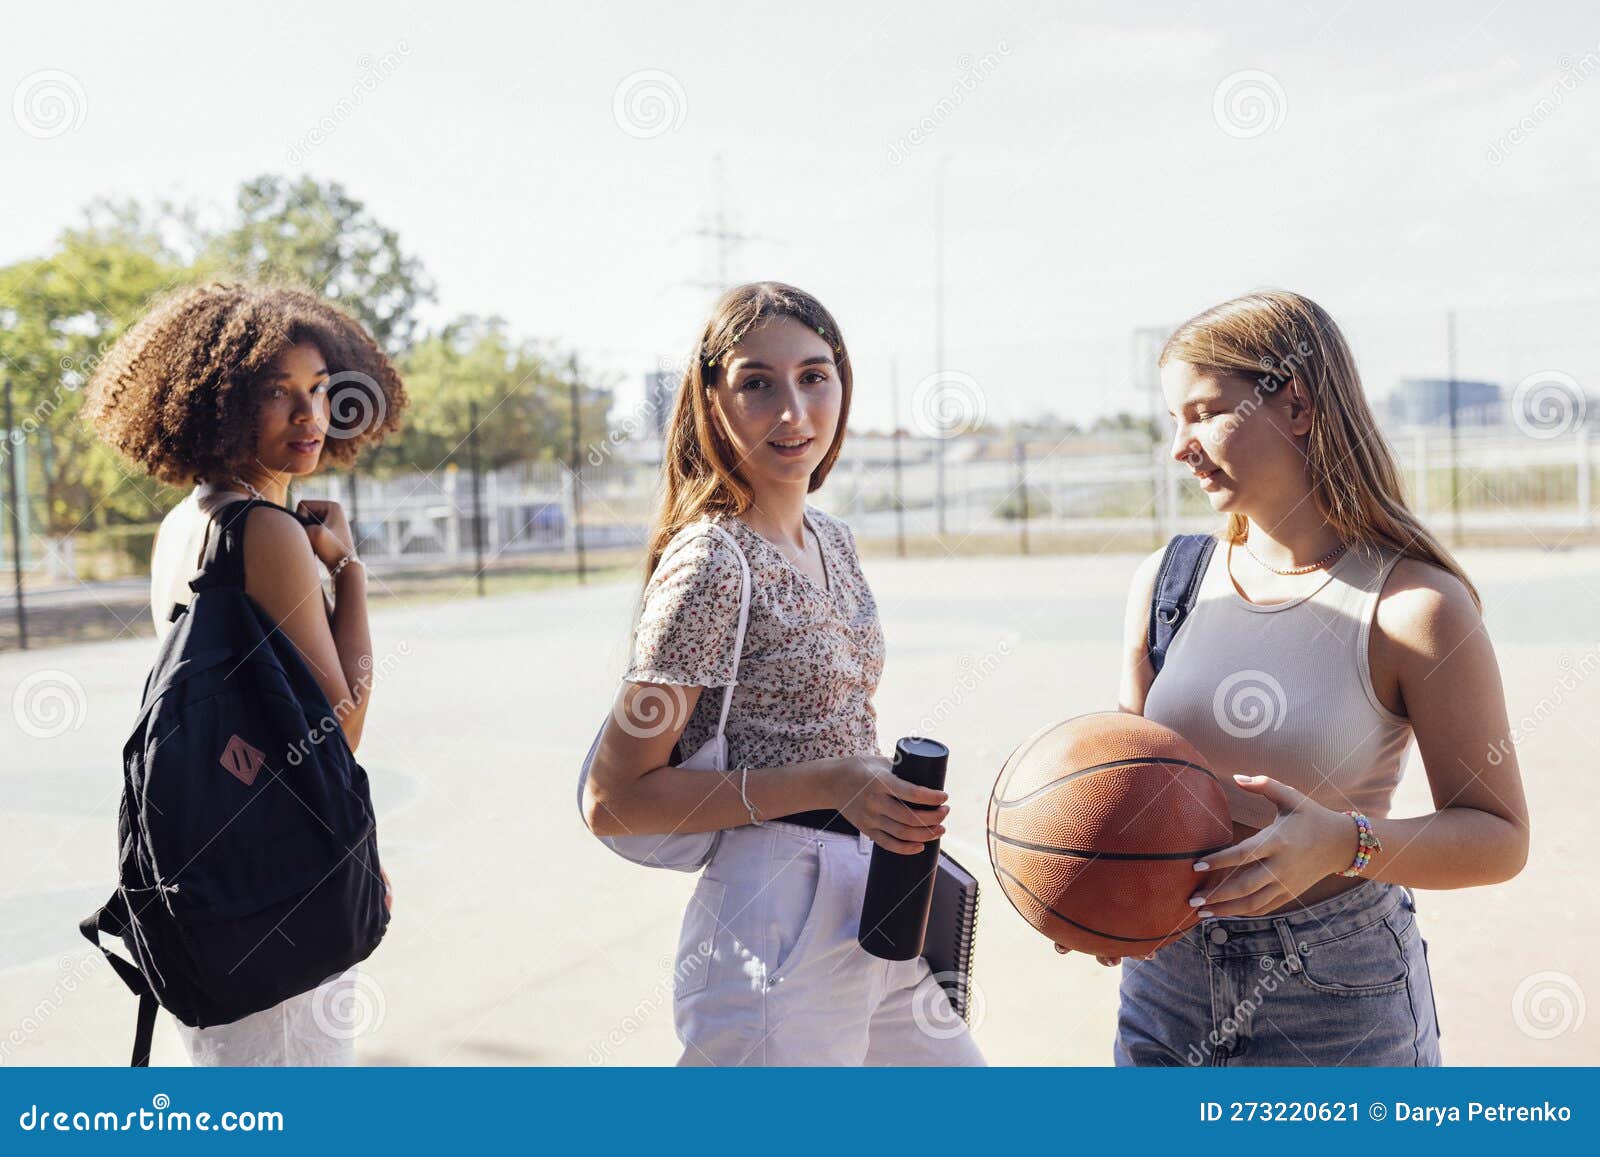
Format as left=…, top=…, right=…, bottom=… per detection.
left=987, top=712, right=1233, bottom=957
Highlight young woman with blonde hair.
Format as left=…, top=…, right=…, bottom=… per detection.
left=1082, top=290, right=1529, bottom=1066
left=584, top=281, right=984, bottom=1066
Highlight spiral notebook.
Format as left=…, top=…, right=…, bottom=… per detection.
left=922, top=850, right=980, bottom=1023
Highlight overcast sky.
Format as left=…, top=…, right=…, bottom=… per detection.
left=4, top=0, right=1596, bottom=431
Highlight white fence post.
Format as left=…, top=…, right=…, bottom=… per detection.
left=1579, top=425, right=1592, bottom=529
left=1413, top=429, right=1429, bottom=515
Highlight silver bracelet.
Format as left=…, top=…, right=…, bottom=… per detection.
left=328, top=554, right=364, bottom=580
left=739, top=766, right=764, bottom=826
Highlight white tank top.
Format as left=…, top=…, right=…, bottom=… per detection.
left=1142, top=537, right=1413, bottom=829
left=148, top=482, right=329, bottom=640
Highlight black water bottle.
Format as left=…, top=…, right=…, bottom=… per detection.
left=857, top=736, right=947, bottom=960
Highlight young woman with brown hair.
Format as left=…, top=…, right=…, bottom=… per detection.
left=584, top=281, right=984, bottom=1066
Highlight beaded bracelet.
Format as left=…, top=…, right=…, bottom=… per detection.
left=1336, top=809, right=1382, bottom=877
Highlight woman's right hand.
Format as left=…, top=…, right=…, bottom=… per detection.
left=295, top=498, right=357, bottom=570
left=829, top=755, right=949, bottom=854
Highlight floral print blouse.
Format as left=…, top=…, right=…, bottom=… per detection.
left=623, top=506, right=886, bottom=778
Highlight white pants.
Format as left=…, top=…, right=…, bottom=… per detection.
left=672, top=820, right=986, bottom=1066
left=178, top=970, right=358, bottom=1067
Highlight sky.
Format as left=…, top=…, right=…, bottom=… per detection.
left=3, top=0, right=1597, bottom=432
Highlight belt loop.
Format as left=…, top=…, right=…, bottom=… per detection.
left=858, top=831, right=872, bottom=855
left=1271, top=919, right=1304, bottom=973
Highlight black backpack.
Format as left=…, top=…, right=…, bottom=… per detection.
left=81, top=498, right=389, bottom=1065
left=1146, top=533, right=1218, bottom=678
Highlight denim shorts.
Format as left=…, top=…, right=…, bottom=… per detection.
left=1113, top=878, right=1442, bottom=1067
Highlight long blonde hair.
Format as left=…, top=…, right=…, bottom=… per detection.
left=1160, top=290, right=1480, bottom=610
left=644, top=281, right=852, bottom=577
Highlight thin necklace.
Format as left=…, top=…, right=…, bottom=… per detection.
left=230, top=476, right=267, bottom=502
left=1243, top=534, right=1348, bottom=576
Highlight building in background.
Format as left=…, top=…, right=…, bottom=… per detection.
left=644, top=370, right=674, bottom=438
left=1386, top=377, right=1504, bottom=427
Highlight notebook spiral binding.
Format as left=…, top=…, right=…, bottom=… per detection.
left=953, top=883, right=980, bottom=1023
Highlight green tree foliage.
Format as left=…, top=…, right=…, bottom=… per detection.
left=393, top=316, right=613, bottom=474
left=0, top=177, right=608, bottom=550
left=0, top=202, right=189, bottom=534
left=199, top=175, right=434, bottom=353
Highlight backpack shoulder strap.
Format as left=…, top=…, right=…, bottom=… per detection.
left=695, top=523, right=751, bottom=739
left=79, top=893, right=157, bottom=1066
left=1146, top=534, right=1218, bottom=678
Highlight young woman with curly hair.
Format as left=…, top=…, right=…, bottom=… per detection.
left=584, top=281, right=985, bottom=1066
left=85, top=282, right=407, bottom=1065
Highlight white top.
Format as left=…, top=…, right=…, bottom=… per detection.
left=148, top=482, right=328, bottom=639
left=1142, top=537, right=1414, bottom=829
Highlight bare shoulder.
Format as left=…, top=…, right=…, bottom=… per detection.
left=1131, top=545, right=1166, bottom=600
left=241, top=506, right=319, bottom=587
left=1374, top=554, right=1482, bottom=655
left=242, top=504, right=313, bottom=550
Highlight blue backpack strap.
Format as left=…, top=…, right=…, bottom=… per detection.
left=1146, top=534, right=1218, bottom=677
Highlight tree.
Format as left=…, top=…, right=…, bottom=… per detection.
left=200, top=175, right=434, bottom=352
left=0, top=203, right=190, bottom=536
left=394, top=316, right=613, bottom=474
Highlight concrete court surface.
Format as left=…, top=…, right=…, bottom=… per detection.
left=0, top=547, right=1594, bottom=1066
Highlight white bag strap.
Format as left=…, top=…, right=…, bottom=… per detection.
left=649, top=519, right=751, bottom=740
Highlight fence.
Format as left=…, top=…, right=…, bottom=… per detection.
left=270, top=423, right=1600, bottom=573
left=1, top=422, right=1593, bottom=590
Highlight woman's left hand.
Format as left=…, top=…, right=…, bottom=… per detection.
left=1188, top=774, right=1355, bottom=918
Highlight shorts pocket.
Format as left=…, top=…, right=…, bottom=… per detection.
left=673, top=877, right=725, bottom=998
left=765, top=836, right=828, bottom=985
left=1295, top=916, right=1409, bottom=997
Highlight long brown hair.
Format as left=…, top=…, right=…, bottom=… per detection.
left=644, top=281, right=852, bottom=577
left=1160, top=290, right=1480, bottom=610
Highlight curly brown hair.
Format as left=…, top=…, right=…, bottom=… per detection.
left=84, top=282, right=407, bottom=486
